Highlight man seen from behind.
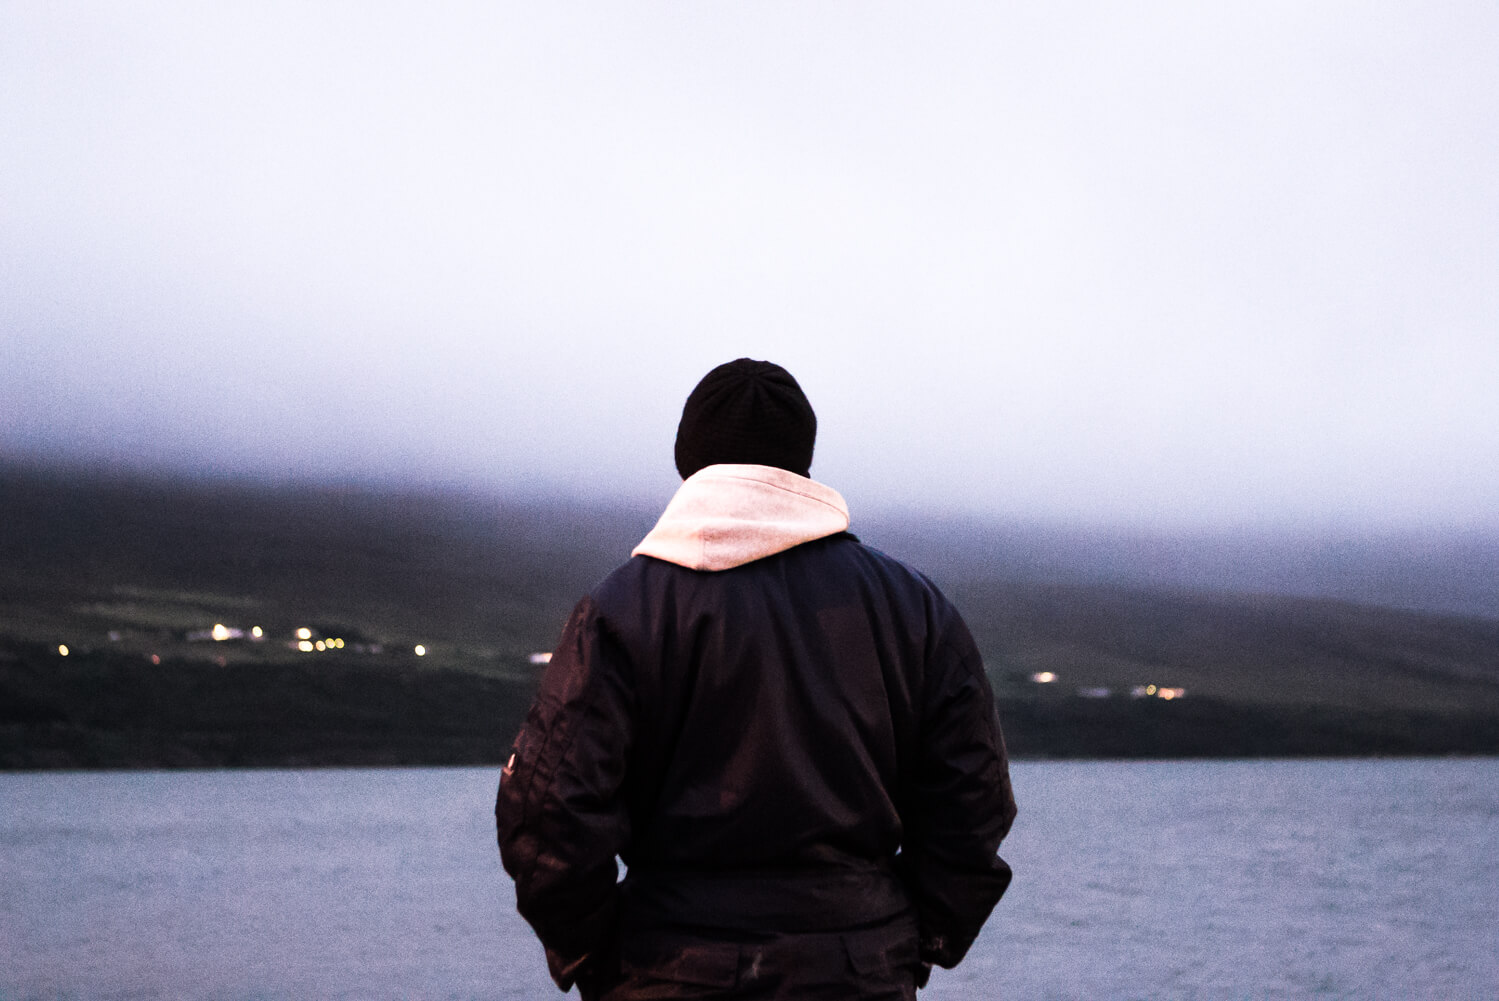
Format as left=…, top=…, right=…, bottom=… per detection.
left=496, top=358, right=1017, bottom=999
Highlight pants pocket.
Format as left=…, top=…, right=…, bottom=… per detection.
left=608, top=938, right=742, bottom=999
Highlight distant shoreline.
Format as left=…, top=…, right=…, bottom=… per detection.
left=5, top=640, right=1497, bottom=770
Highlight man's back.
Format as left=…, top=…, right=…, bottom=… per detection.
left=496, top=361, right=1015, bottom=999
left=600, top=533, right=988, bottom=876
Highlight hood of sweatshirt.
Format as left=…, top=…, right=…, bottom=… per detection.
left=631, top=463, right=850, bottom=571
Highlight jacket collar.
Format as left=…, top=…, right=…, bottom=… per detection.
left=632, top=464, right=850, bottom=571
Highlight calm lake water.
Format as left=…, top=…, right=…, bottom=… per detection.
left=2, top=759, right=1496, bottom=1001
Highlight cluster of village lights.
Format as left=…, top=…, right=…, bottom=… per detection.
left=56, top=626, right=427, bottom=659
left=1030, top=671, right=1186, bottom=700
left=1134, top=684, right=1187, bottom=700
left=289, top=626, right=425, bottom=657
left=294, top=625, right=344, bottom=653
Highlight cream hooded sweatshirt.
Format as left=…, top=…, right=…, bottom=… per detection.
left=631, top=464, right=850, bottom=572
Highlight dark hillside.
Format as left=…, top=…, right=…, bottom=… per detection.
left=951, top=579, right=1499, bottom=714
left=1, top=462, right=654, bottom=659
left=3, top=463, right=1497, bottom=766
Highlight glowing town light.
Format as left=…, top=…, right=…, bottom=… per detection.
left=298, top=640, right=315, bottom=653
left=58, top=644, right=69, bottom=657
left=251, top=626, right=263, bottom=639
left=315, top=641, right=327, bottom=651
left=528, top=652, right=553, bottom=665
left=333, top=638, right=344, bottom=649
left=151, top=654, right=161, bottom=665
left=1145, top=684, right=1158, bottom=696
left=414, top=645, right=427, bottom=657
left=1031, top=671, right=1057, bottom=684
left=211, top=623, right=231, bottom=642
left=296, top=627, right=312, bottom=641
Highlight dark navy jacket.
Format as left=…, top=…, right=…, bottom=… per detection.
left=496, top=532, right=1016, bottom=996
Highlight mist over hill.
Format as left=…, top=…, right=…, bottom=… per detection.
left=3, top=460, right=1497, bottom=766
left=856, top=512, right=1499, bottom=623
left=12, top=458, right=1497, bottom=618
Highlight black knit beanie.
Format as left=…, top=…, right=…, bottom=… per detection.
left=674, top=359, right=817, bottom=479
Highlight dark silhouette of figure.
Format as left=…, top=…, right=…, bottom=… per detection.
left=497, top=359, right=1016, bottom=999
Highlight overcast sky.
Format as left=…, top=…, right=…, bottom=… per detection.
left=3, top=3, right=1496, bottom=529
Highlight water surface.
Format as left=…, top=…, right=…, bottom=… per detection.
left=2, top=760, right=1495, bottom=1000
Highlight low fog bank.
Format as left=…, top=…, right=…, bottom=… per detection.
left=857, top=513, right=1499, bottom=622
left=4, top=459, right=1496, bottom=622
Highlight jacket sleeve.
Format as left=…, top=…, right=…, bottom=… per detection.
left=899, top=604, right=1017, bottom=970
left=496, top=595, right=634, bottom=994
